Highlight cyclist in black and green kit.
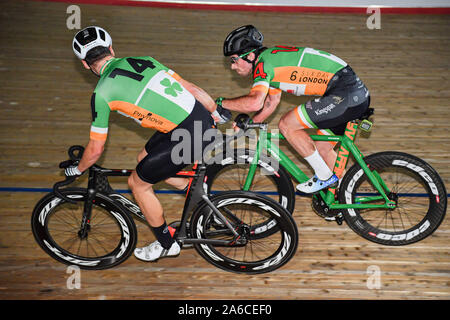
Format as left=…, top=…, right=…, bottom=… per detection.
left=218, top=25, right=371, bottom=193
left=67, top=26, right=230, bottom=262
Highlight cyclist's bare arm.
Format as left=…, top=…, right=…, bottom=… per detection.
left=77, top=139, right=106, bottom=172
left=253, top=91, right=281, bottom=123
left=221, top=89, right=266, bottom=113
left=177, top=78, right=217, bottom=113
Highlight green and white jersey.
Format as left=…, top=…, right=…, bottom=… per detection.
left=251, top=46, right=347, bottom=97
left=89, top=56, right=195, bottom=141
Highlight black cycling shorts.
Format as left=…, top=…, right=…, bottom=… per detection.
left=295, top=66, right=371, bottom=135
left=135, top=101, right=216, bottom=184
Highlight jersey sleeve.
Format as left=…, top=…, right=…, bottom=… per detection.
left=251, top=56, right=274, bottom=96
left=268, top=87, right=282, bottom=96
left=166, top=69, right=182, bottom=81
left=89, top=92, right=110, bottom=141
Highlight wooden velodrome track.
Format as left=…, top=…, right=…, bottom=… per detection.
left=0, top=0, right=449, bottom=300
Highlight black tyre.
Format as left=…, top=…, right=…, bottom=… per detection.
left=190, top=191, right=298, bottom=274
left=339, top=152, right=447, bottom=245
left=31, top=188, right=137, bottom=269
left=205, top=149, right=295, bottom=213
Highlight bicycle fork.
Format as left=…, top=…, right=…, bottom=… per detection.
left=78, top=168, right=99, bottom=239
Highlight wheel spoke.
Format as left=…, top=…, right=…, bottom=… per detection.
left=192, top=193, right=297, bottom=274
left=340, top=153, right=446, bottom=245
left=33, top=191, right=135, bottom=269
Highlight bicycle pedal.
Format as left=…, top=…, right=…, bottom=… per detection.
left=335, top=213, right=344, bottom=225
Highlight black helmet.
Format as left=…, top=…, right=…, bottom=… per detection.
left=223, top=25, right=264, bottom=56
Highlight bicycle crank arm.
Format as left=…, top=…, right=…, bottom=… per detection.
left=181, top=238, right=241, bottom=246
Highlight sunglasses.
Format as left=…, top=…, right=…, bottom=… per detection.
left=230, top=49, right=256, bottom=64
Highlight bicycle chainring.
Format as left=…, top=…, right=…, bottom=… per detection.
left=311, top=195, right=343, bottom=224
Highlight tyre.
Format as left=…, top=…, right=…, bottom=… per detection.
left=339, top=152, right=447, bottom=245
left=205, top=148, right=295, bottom=213
left=190, top=191, right=298, bottom=274
left=31, top=188, right=137, bottom=269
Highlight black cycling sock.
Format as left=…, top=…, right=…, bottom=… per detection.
left=151, top=222, right=175, bottom=249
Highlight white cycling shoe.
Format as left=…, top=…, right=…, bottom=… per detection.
left=134, top=240, right=180, bottom=262
left=296, top=174, right=339, bottom=194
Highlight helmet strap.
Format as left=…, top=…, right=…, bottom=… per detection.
left=238, top=56, right=257, bottom=74
left=241, top=56, right=253, bottom=64
left=237, top=48, right=257, bottom=68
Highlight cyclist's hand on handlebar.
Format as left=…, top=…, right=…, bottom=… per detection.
left=212, top=97, right=232, bottom=124
left=231, top=121, right=241, bottom=132
left=64, top=165, right=83, bottom=177
left=234, top=113, right=252, bottom=130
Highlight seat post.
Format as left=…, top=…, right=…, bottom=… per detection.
left=176, top=162, right=208, bottom=240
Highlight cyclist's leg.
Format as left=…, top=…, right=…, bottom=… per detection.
left=278, top=107, right=316, bottom=158
left=279, top=104, right=335, bottom=182
left=130, top=130, right=188, bottom=257
left=136, top=147, right=147, bottom=162
left=130, top=144, right=184, bottom=261
left=137, top=136, right=189, bottom=191
left=128, top=171, right=164, bottom=226
left=315, top=129, right=338, bottom=171
left=301, top=87, right=370, bottom=183
left=165, top=177, right=189, bottom=190
left=131, top=144, right=186, bottom=227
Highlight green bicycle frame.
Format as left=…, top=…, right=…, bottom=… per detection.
left=243, top=122, right=396, bottom=210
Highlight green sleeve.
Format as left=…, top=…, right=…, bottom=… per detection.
left=91, top=92, right=110, bottom=129
left=89, top=92, right=110, bottom=141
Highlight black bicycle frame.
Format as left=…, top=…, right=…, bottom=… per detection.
left=57, top=161, right=242, bottom=247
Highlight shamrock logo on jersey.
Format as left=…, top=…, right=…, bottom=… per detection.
left=160, top=78, right=183, bottom=97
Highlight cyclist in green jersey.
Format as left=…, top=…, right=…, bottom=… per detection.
left=67, top=26, right=230, bottom=262
left=218, top=25, right=370, bottom=193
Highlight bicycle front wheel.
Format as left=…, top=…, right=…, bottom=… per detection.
left=31, top=188, right=137, bottom=269
left=206, top=148, right=296, bottom=213
left=339, top=152, right=447, bottom=245
left=190, top=191, right=298, bottom=274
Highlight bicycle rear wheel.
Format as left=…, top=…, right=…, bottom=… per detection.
left=339, top=152, right=447, bottom=245
left=31, top=188, right=137, bottom=269
left=190, top=191, right=298, bottom=274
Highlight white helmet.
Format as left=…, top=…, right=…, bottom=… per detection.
left=72, top=26, right=112, bottom=60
